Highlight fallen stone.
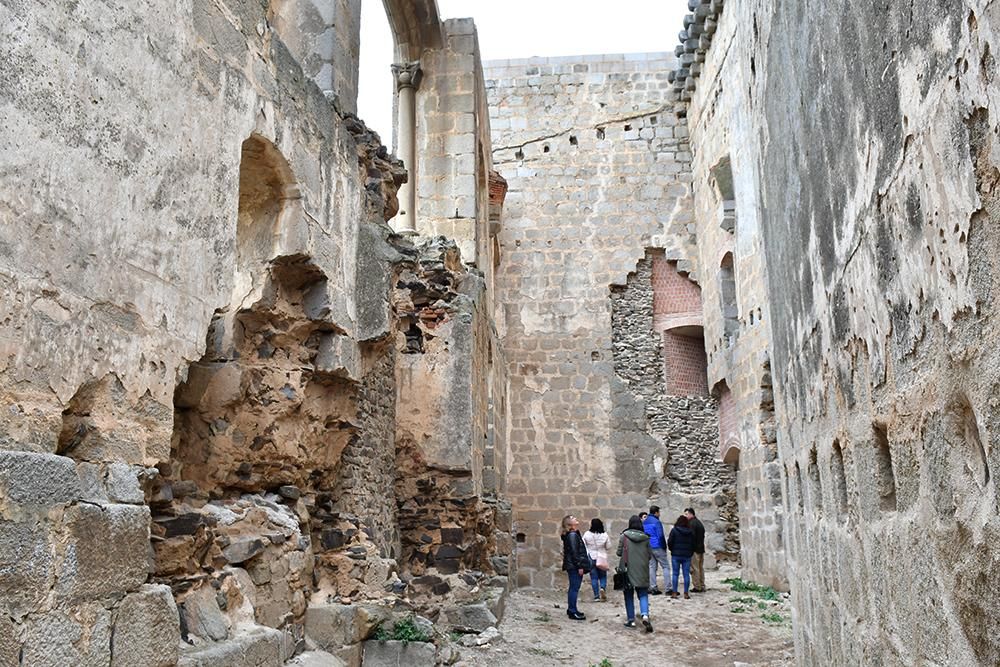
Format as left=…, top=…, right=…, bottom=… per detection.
left=177, top=625, right=282, bottom=667
left=285, top=650, right=346, bottom=667
left=278, top=485, right=300, bottom=500
left=459, top=626, right=501, bottom=647
left=112, top=584, right=181, bottom=667
left=182, top=585, right=230, bottom=642
left=305, top=603, right=387, bottom=650
left=222, top=537, right=266, bottom=564
left=0, top=451, right=80, bottom=508
left=443, top=602, right=497, bottom=633
left=362, top=639, right=436, bottom=667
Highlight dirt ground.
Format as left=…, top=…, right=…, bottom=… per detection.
left=456, top=565, right=794, bottom=667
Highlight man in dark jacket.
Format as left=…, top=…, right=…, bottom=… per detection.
left=642, top=506, right=669, bottom=594
left=561, top=515, right=591, bottom=620
left=685, top=507, right=706, bottom=592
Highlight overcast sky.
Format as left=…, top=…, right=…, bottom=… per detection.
left=357, top=0, right=688, bottom=143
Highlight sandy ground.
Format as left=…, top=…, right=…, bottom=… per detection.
left=456, top=565, right=794, bottom=667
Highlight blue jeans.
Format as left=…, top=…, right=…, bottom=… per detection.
left=671, top=555, right=691, bottom=593
left=623, top=586, right=649, bottom=621
left=589, top=567, right=607, bottom=598
left=566, top=569, right=583, bottom=613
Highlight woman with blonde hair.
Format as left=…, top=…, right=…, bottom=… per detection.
left=560, top=515, right=591, bottom=620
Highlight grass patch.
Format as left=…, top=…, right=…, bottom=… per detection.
left=761, top=612, right=786, bottom=624
left=722, top=577, right=779, bottom=601
left=588, top=660, right=614, bottom=667
left=533, top=611, right=552, bottom=622
left=372, top=616, right=432, bottom=644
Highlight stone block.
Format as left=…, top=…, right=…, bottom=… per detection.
left=20, top=604, right=111, bottom=667
left=0, top=519, right=53, bottom=617
left=305, top=603, right=387, bottom=650
left=0, top=614, right=18, bottom=666
left=177, top=626, right=283, bottom=667
left=182, top=584, right=230, bottom=642
left=112, top=584, right=181, bottom=667
left=58, top=504, right=150, bottom=601
left=0, top=451, right=80, bottom=508
left=315, top=333, right=360, bottom=381
left=442, top=602, right=497, bottom=632
left=106, top=462, right=144, bottom=504
left=361, top=640, right=435, bottom=667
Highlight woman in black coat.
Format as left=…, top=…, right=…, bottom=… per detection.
left=560, top=514, right=591, bottom=620
left=667, top=514, right=696, bottom=599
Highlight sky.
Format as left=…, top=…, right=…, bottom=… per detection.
left=356, top=0, right=688, bottom=144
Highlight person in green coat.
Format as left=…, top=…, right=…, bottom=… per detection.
left=616, top=515, right=653, bottom=632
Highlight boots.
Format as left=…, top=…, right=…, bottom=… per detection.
left=683, top=592, right=690, bottom=600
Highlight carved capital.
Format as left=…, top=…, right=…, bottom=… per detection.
left=391, top=61, right=422, bottom=91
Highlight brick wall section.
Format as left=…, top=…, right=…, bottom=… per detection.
left=663, top=332, right=709, bottom=396
left=653, top=257, right=702, bottom=316
left=485, top=53, right=703, bottom=588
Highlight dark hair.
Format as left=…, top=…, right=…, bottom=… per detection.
left=589, top=518, right=605, bottom=533
left=627, top=515, right=644, bottom=531
left=639, top=511, right=648, bottom=520
left=649, top=505, right=660, bottom=515
left=684, top=507, right=696, bottom=516
left=675, top=515, right=690, bottom=527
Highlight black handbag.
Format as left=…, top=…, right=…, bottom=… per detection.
left=612, top=537, right=629, bottom=590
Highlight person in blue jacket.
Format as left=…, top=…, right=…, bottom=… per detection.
left=642, top=506, right=670, bottom=595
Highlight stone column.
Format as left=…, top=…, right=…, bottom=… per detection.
left=391, top=61, right=422, bottom=234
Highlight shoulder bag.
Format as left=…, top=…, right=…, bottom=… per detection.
left=612, top=536, right=628, bottom=590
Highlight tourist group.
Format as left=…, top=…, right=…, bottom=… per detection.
left=559, top=506, right=706, bottom=632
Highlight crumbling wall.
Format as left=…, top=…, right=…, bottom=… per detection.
left=392, top=237, right=515, bottom=615
left=703, top=0, right=1000, bottom=663
left=485, top=53, right=698, bottom=588
left=610, top=252, right=738, bottom=560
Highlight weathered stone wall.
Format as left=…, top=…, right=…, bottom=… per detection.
left=611, top=253, right=738, bottom=558
left=683, top=0, right=1000, bottom=663
left=485, top=53, right=728, bottom=588
left=679, top=0, right=786, bottom=590
left=0, top=0, right=511, bottom=663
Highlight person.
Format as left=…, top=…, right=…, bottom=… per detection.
left=642, top=506, right=669, bottom=595
left=617, top=515, right=653, bottom=632
left=685, top=507, right=706, bottom=592
left=639, top=511, right=648, bottom=521
left=560, top=515, right=590, bottom=620
left=667, top=514, right=695, bottom=599
left=583, top=518, right=611, bottom=601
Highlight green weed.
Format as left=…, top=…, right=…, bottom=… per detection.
left=372, top=616, right=432, bottom=644
left=761, top=612, right=786, bottom=624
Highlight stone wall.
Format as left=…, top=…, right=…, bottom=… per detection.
left=0, top=1, right=511, bottom=664
left=611, top=253, right=738, bottom=558
left=484, top=52, right=731, bottom=587
left=680, top=0, right=1000, bottom=662
left=677, top=0, right=787, bottom=589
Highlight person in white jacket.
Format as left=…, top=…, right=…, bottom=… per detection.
left=583, top=518, right=611, bottom=601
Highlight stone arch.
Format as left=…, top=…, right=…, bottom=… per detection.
left=235, top=134, right=302, bottom=304
left=713, top=379, right=740, bottom=464
left=381, top=0, right=443, bottom=61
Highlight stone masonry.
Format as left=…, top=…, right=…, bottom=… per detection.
left=485, top=53, right=738, bottom=589
left=0, top=1, right=511, bottom=665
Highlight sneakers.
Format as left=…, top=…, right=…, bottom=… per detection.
left=624, top=620, right=636, bottom=628
left=649, top=588, right=663, bottom=596
left=600, top=587, right=607, bottom=601
left=566, top=610, right=586, bottom=621
left=641, top=614, right=653, bottom=633
left=593, top=596, right=601, bottom=602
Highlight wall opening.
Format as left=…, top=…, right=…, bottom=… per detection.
left=873, top=422, right=897, bottom=512
left=794, top=462, right=804, bottom=512
left=831, top=439, right=849, bottom=516
left=808, top=446, right=823, bottom=517
left=719, top=252, right=739, bottom=347
left=711, top=155, right=737, bottom=233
